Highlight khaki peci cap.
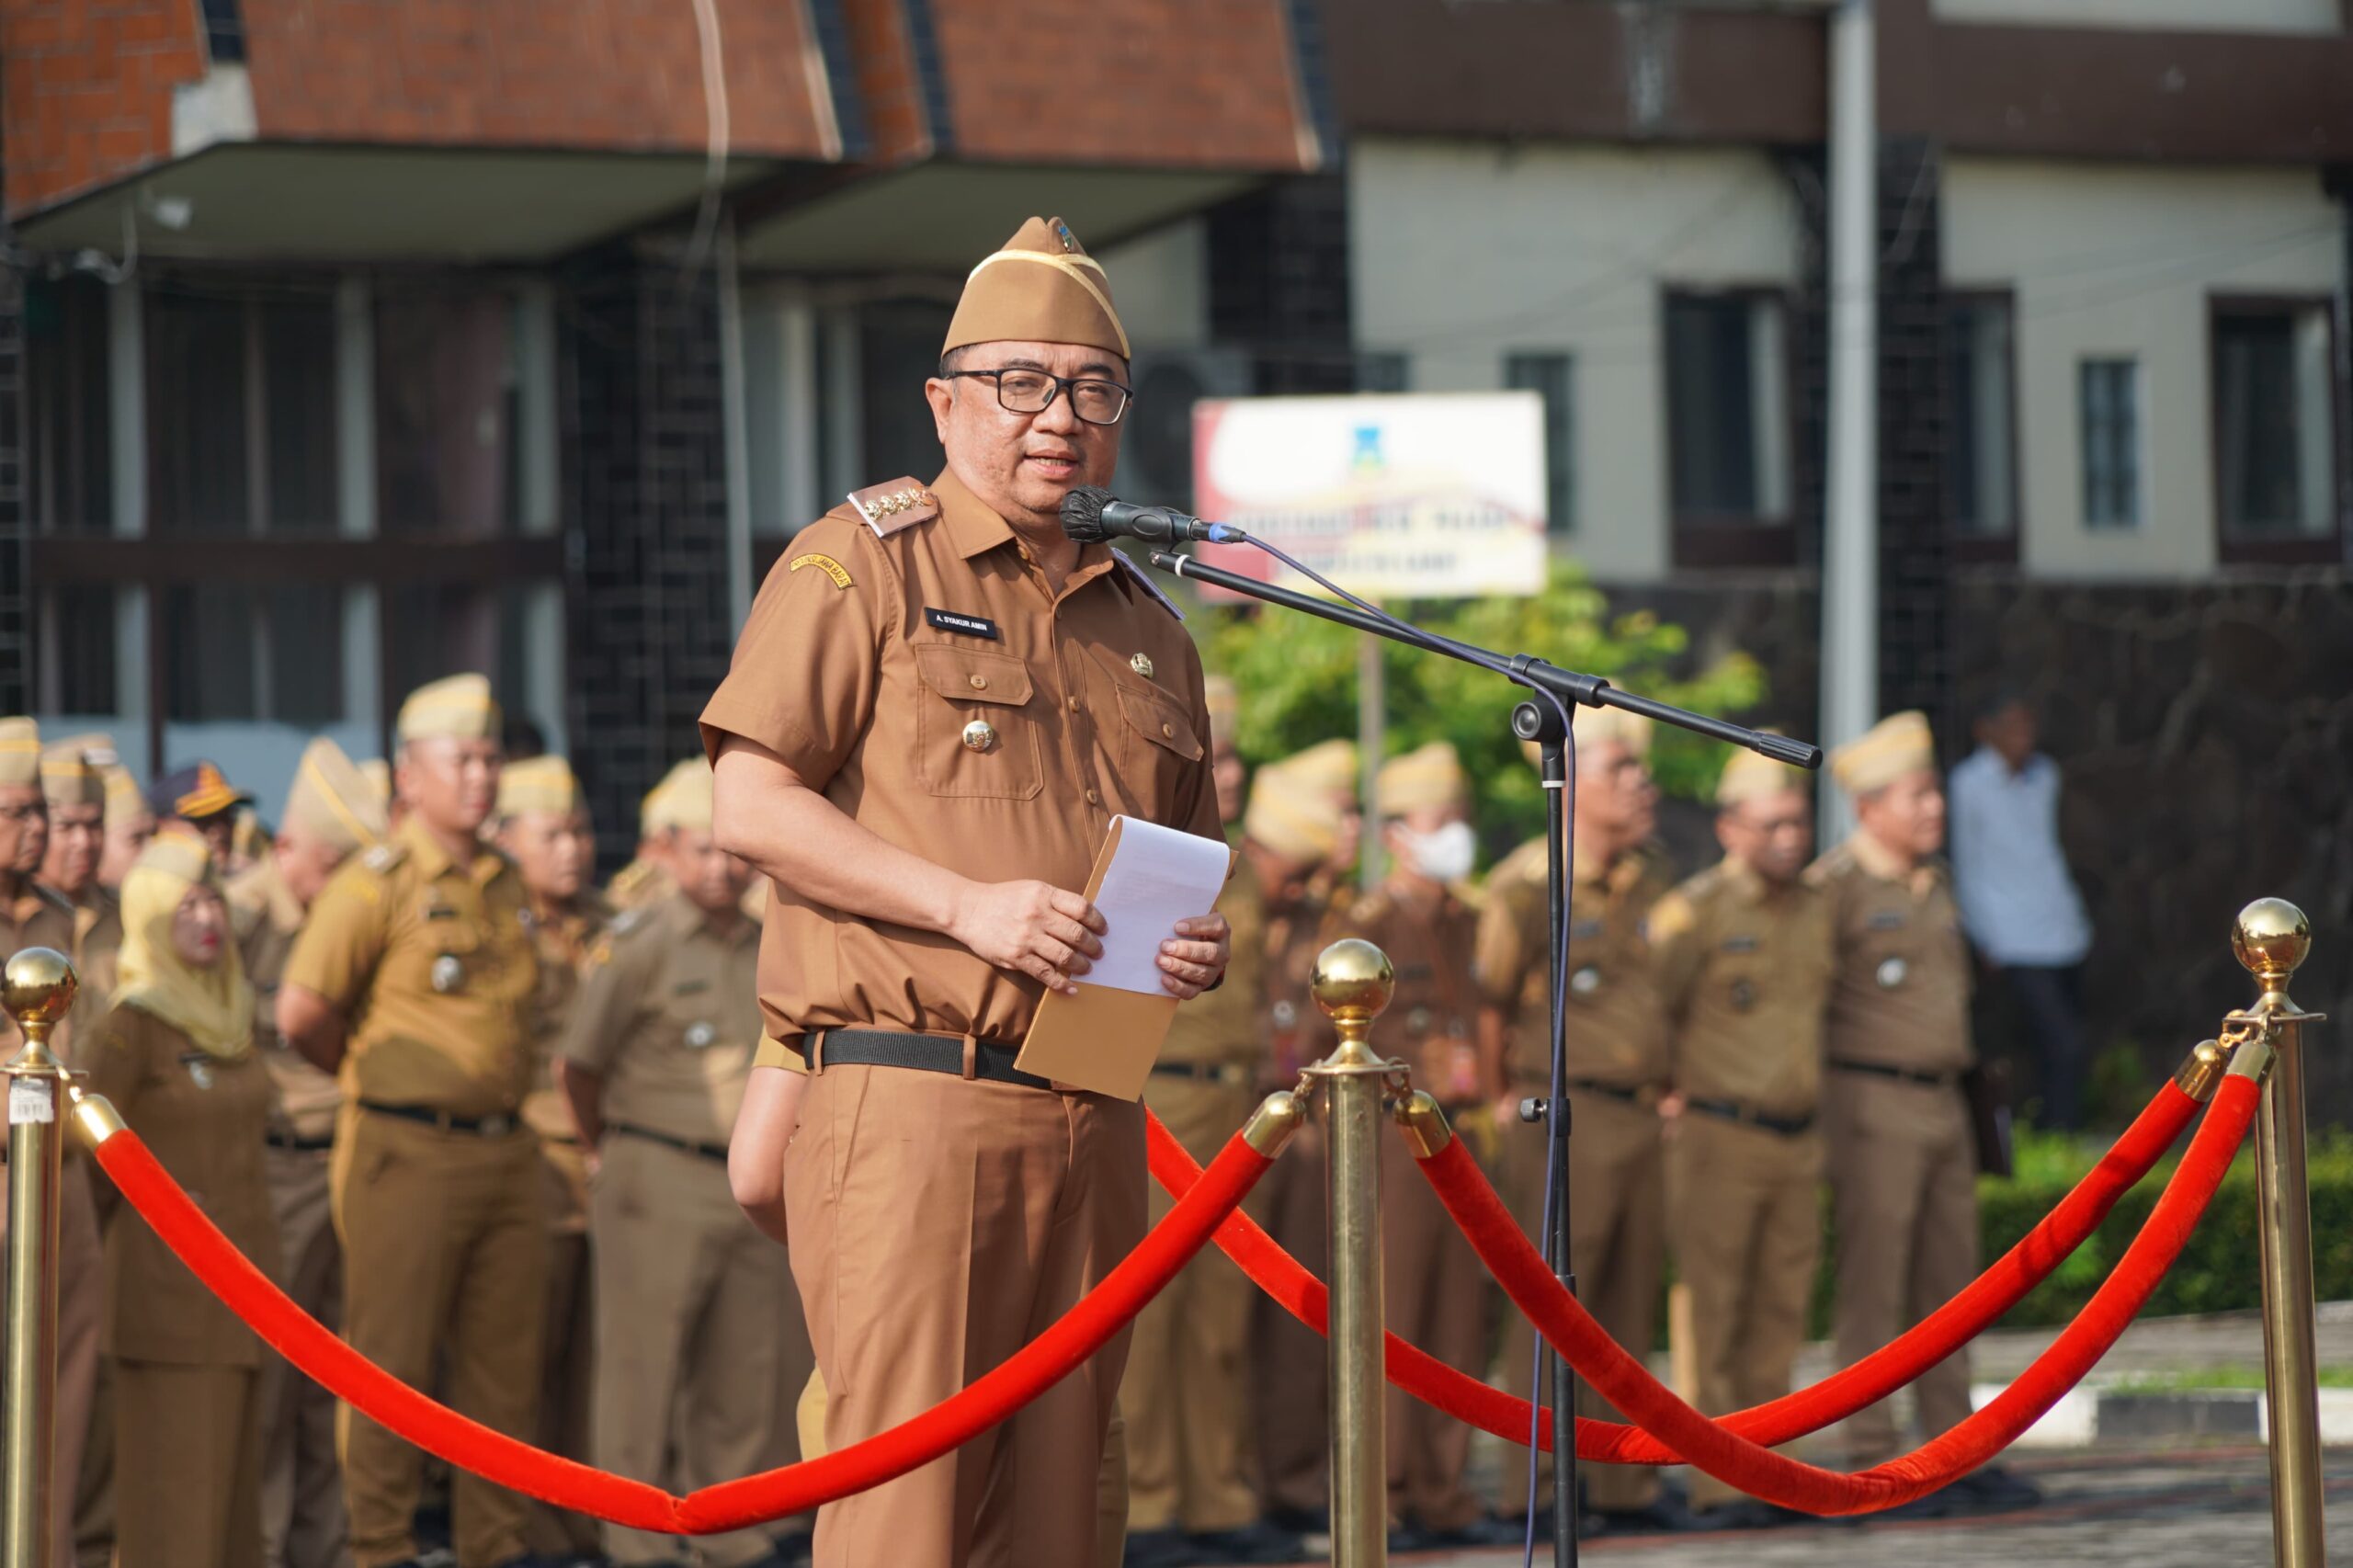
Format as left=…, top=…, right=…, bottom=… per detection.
left=1375, top=741, right=1467, bottom=817
left=1280, top=738, right=1358, bottom=801
left=1242, top=743, right=1358, bottom=863
left=284, top=737, right=388, bottom=856
left=1202, top=676, right=1240, bottom=752
left=941, top=216, right=1131, bottom=361
left=496, top=755, right=583, bottom=821
left=1715, top=736, right=1807, bottom=807
left=1520, top=706, right=1656, bottom=769
left=357, top=759, right=391, bottom=812
left=396, top=673, right=500, bottom=745
left=1828, top=710, right=1936, bottom=797
left=40, top=733, right=115, bottom=809
left=103, top=763, right=147, bottom=828
left=642, top=758, right=713, bottom=836
left=0, top=717, right=40, bottom=789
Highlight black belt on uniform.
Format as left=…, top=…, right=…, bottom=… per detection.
left=1682, top=1097, right=1816, bottom=1137
left=357, top=1100, right=522, bottom=1137
left=265, top=1130, right=335, bottom=1153
left=796, top=1029, right=1053, bottom=1091
left=1827, top=1059, right=1960, bottom=1090
left=608, top=1120, right=730, bottom=1165
left=1149, top=1060, right=1253, bottom=1087
left=1563, top=1077, right=1661, bottom=1108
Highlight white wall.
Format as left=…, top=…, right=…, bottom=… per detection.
left=1931, top=0, right=2338, bottom=35
left=1943, top=158, right=2345, bottom=579
left=1350, top=139, right=1802, bottom=582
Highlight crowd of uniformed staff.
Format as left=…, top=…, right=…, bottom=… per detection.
left=0, top=211, right=2048, bottom=1568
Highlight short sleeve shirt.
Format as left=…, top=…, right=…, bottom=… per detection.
left=1474, top=836, right=1672, bottom=1089
left=520, top=895, right=608, bottom=1142
left=699, top=465, right=1222, bottom=1047
left=562, top=893, right=762, bottom=1145
left=281, top=815, right=539, bottom=1118
left=1806, top=835, right=1973, bottom=1074
left=227, top=857, right=343, bottom=1141
left=1649, top=857, right=1834, bottom=1118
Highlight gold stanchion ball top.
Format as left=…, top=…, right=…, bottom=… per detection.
left=1312, top=938, right=1394, bottom=1024
left=2, top=946, right=78, bottom=1032
left=2233, top=898, right=2311, bottom=984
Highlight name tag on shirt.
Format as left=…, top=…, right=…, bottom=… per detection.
left=1722, top=934, right=1760, bottom=954
left=1868, top=910, right=1906, bottom=932
left=925, top=608, right=1000, bottom=642
left=1571, top=919, right=1605, bottom=940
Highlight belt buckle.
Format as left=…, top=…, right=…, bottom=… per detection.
left=480, top=1113, right=512, bottom=1138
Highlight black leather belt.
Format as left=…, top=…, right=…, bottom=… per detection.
left=1829, top=1059, right=1960, bottom=1090
left=266, top=1130, right=335, bottom=1153
left=1564, top=1078, right=1660, bottom=1108
left=797, top=1029, right=1052, bottom=1091
left=608, top=1120, right=729, bottom=1165
left=358, top=1100, right=523, bottom=1137
left=1149, top=1061, right=1252, bottom=1087
left=1683, top=1097, right=1816, bottom=1137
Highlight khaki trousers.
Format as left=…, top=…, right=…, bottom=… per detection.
left=1824, top=1072, right=1978, bottom=1461
left=592, top=1131, right=806, bottom=1567
left=1666, top=1114, right=1823, bottom=1509
left=0, top=1157, right=101, bottom=1568
left=527, top=1141, right=600, bottom=1558
left=115, top=1362, right=264, bottom=1568
left=1125, top=1075, right=1259, bottom=1534
left=1381, top=1127, right=1487, bottom=1532
left=258, top=1143, right=352, bottom=1568
left=1248, top=1119, right=1327, bottom=1517
left=1494, top=1090, right=1665, bottom=1515
left=330, top=1108, right=548, bottom=1568
left=785, top=1064, right=1145, bottom=1568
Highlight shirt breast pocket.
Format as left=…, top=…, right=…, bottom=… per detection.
left=913, top=645, right=1042, bottom=801
left=1114, top=683, right=1202, bottom=809
left=385, top=909, right=483, bottom=999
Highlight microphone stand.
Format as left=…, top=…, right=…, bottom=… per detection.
left=1148, top=548, right=1818, bottom=1568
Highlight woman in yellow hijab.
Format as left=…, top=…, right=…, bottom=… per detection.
left=85, top=825, right=281, bottom=1568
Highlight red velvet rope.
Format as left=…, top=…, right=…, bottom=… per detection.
left=1413, top=1073, right=2257, bottom=1513
left=91, top=1122, right=1273, bottom=1534
left=1148, top=1080, right=2198, bottom=1462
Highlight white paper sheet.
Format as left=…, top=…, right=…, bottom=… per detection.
left=1086, top=815, right=1233, bottom=995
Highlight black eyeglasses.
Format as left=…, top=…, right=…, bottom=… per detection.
left=946, top=368, right=1133, bottom=426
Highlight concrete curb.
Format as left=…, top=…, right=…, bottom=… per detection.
left=1976, top=1383, right=2353, bottom=1448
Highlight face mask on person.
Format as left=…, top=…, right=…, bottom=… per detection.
left=1399, top=819, right=1475, bottom=884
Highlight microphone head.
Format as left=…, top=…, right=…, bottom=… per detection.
left=1060, top=485, right=1114, bottom=543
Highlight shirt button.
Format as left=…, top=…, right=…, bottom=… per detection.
left=1161, top=722, right=1174, bottom=738
left=1067, top=696, right=1083, bottom=713
left=1086, top=789, right=1100, bottom=806
left=969, top=675, right=988, bottom=691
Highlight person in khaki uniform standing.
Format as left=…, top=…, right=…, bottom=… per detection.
left=702, top=215, right=1232, bottom=1568
left=492, top=756, right=608, bottom=1562
left=278, top=675, right=546, bottom=1568
left=230, top=737, right=386, bottom=1568
left=85, top=827, right=282, bottom=1568
left=98, top=763, right=155, bottom=894
left=561, top=763, right=807, bottom=1568
left=1475, top=709, right=1679, bottom=1530
left=1648, top=745, right=1832, bottom=1529
left=1123, top=676, right=1297, bottom=1568
left=1813, top=712, right=2037, bottom=1513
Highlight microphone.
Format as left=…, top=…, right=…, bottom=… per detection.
left=1061, top=486, right=1247, bottom=545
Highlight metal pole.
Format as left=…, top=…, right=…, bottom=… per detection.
left=1819, top=0, right=1878, bottom=846
left=1304, top=937, right=1395, bottom=1568
left=2, top=948, right=80, bottom=1568
left=2229, top=899, right=2327, bottom=1567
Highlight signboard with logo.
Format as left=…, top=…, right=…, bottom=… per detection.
left=1188, top=392, right=1549, bottom=602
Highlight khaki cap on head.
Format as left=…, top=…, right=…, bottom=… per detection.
left=40, top=733, right=114, bottom=809
left=642, top=758, right=712, bottom=837
left=1243, top=752, right=1353, bottom=863
left=396, top=673, right=500, bottom=745
left=1376, top=741, right=1467, bottom=817
left=357, top=760, right=391, bottom=812
left=0, top=718, right=41, bottom=789
left=942, top=216, right=1131, bottom=362
left=1202, top=676, right=1240, bottom=752
left=132, top=821, right=215, bottom=886
left=1716, top=737, right=1807, bottom=808
left=103, top=764, right=147, bottom=829
left=1829, top=710, right=1937, bottom=797
left=1520, top=707, right=1655, bottom=769
left=284, top=738, right=388, bottom=856
left=1280, top=738, right=1358, bottom=801
left=496, top=756, right=583, bottom=822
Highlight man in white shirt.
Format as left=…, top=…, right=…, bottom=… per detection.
left=1947, top=694, right=2093, bottom=1130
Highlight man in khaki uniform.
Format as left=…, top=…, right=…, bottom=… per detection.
left=0, top=718, right=103, bottom=1568
left=278, top=675, right=545, bottom=1568
left=97, top=763, right=154, bottom=893
left=702, top=215, right=1231, bottom=1568
left=1813, top=712, right=2036, bottom=1512
left=1475, top=709, right=1677, bottom=1528
left=231, top=738, right=385, bottom=1568
left=1124, top=677, right=1295, bottom=1568
left=1649, top=745, right=1832, bottom=1528
left=492, top=756, right=608, bottom=1561
left=561, top=764, right=806, bottom=1568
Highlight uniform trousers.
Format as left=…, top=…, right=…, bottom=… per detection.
left=1248, top=1119, right=1328, bottom=1517
left=258, top=1143, right=351, bottom=1568
left=115, top=1362, right=264, bottom=1568
left=592, top=1131, right=805, bottom=1567
left=1824, top=1072, right=1978, bottom=1460
left=330, top=1108, right=548, bottom=1568
left=1493, top=1088, right=1665, bottom=1515
left=784, top=1064, right=1145, bottom=1568
left=527, top=1138, right=600, bottom=1559
left=1665, top=1114, right=1823, bottom=1510
left=0, top=1157, right=101, bottom=1568
left=1126, top=1075, right=1259, bottom=1534
left=1381, top=1122, right=1486, bottom=1532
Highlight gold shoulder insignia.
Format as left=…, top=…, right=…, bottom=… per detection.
left=362, top=843, right=407, bottom=875
left=789, top=552, right=854, bottom=589
left=847, top=478, right=940, bottom=539
left=609, top=908, right=649, bottom=938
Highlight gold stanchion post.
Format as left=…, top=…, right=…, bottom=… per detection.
left=2, top=948, right=79, bottom=1568
left=1303, top=938, right=1397, bottom=1568
left=2230, top=898, right=2327, bottom=1568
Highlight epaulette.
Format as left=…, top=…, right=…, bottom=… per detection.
left=1116, top=552, right=1185, bottom=622
left=847, top=478, right=939, bottom=538
left=608, top=907, right=650, bottom=939
left=361, top=842, right=407, bottom=876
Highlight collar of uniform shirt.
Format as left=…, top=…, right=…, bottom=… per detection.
left=1568, top=843, right=1645, bottom=892
left=1845, top=826, right=1940, bottom=895
left=399, top=814, right=504, bottom=887
left=931, top=463, right=1118, bottom=587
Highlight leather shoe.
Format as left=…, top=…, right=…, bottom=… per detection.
left=1588, top=1493, right=1699, bottom=1536
left=1952, top=1463, right=2044, bottom=1512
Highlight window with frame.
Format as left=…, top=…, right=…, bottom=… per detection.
left=1946, top=296, right=2017, bottom=540
left=2078, top=358, right=2142, bottom=530
left=1665, top=290, right=1791, bottom=527
left=25, top=277, right=112, bottom=538
left=2211, top=300, right=2336, bottom=550
left=376, top=288, right=525, bottom=537
left=147, top=284, right=338, bottom=538
left=1505, top=351, right=1575, bottom=535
